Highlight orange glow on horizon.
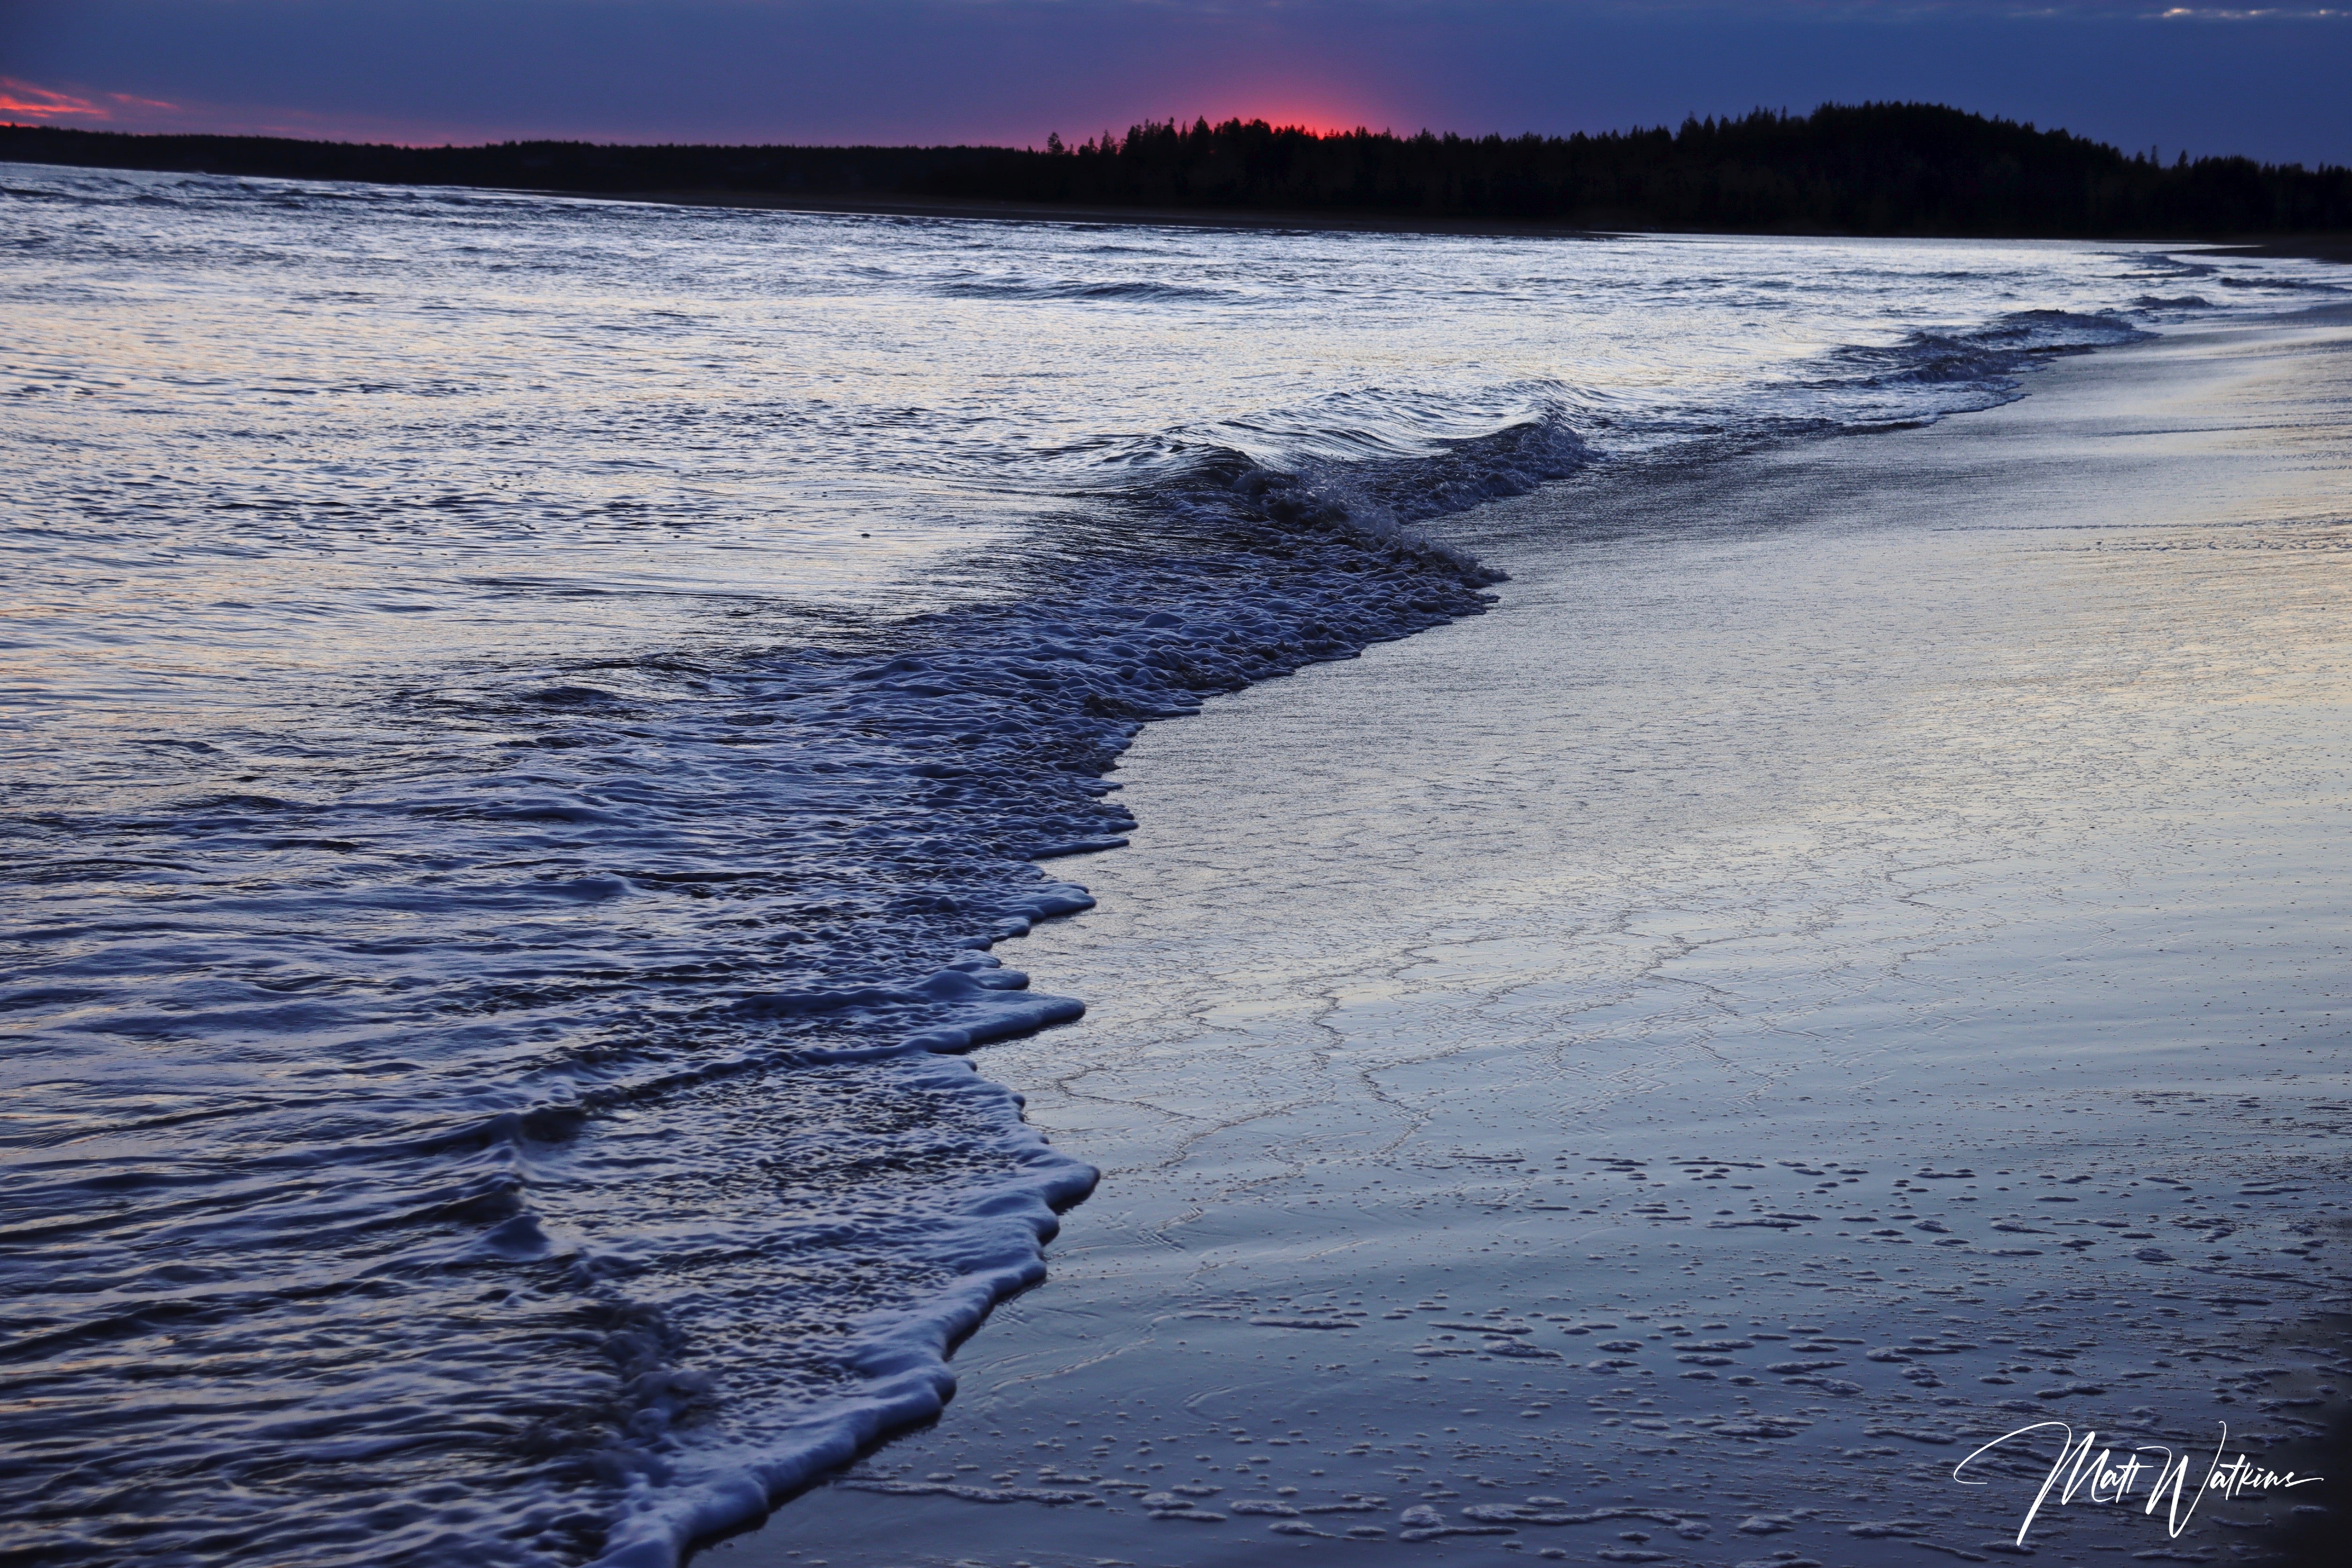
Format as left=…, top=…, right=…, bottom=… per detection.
left=1195, top=96, right=1396, bottom=138
left=1052, top=105, right=1397, bottom=147
left=1253, top=115, right=1389, bottom=139
left=1195, top=105, right=1382, bottom=137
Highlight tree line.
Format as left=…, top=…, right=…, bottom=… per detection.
left=5, top=103, right=2346, bottom=237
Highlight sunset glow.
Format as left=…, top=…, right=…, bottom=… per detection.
left=0, top=77, right=123, bottom=121
left=0, top=75, right=490, bottom=148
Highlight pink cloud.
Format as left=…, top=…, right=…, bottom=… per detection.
left=0, top=77, right=143, bottom=121
left=0, top=75, right=489, bottom=146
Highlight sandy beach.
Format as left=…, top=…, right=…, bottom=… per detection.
left=700, top=304, right=2352, bottom=1568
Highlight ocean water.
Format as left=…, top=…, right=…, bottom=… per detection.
left=0, top=161, right=2340, bottom=1567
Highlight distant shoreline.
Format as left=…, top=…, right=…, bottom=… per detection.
left=591, top=185, right=2352, bottom=260
left=2204, top=234, right=2352, bottom=264
left=9, top=139, right=2340, bottom=255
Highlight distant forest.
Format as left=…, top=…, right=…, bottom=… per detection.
left=5, top=104, right=2348, bottom=237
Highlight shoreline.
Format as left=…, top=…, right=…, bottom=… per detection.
left=2204, top=235, right=2352, bottom=264
left=585, top=186, right=2352, bottom=258
left=698, top=305, right=2352, bottom=1566
left=12, top=149, right=2345, bottom=254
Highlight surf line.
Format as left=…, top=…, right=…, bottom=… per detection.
left=1952, top=1419, right=2322, bottom=1545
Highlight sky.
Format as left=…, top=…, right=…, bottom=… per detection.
left=2, top=1, right=2348, bottom=166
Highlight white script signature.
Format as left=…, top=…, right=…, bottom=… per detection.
left=1952, top=1421, right=2322, bottom=1545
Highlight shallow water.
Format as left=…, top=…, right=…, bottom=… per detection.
left=1, top=162, right=2344, bottom=1566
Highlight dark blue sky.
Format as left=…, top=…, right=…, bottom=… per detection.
left=4, top=2, right=2347, bottom=165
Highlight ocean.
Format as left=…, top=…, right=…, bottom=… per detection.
left=1, top=162, right=2340, bottom=1567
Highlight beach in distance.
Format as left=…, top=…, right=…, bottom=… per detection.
left=569, top=188, right=2352, bottom=262
left=1, top=158, right=2349, bottom=1568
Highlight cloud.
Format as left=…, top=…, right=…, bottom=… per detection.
left=0, top=70, right=485, bottom=144
left=2151, top=7, right=2350, bottom=16
left=0, top=76, right=179, bottom=121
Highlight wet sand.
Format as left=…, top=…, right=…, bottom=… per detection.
left=699, top=306, right=2352, bottom=1568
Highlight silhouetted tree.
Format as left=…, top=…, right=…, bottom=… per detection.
left=5, top=104, right=2345, bottom=236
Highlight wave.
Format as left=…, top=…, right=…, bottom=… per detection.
left=1115, top=309, right=2161, bottom=539
left=2218, top=271, right=2348, bottom=293
left=932, top=271, right=1233, bottom=304
left=1126, top=415, right=1596, bottom=580
left=0, top=457, right=1504, bottom=1567
left=1814, top=308, right=2148, bottom=392
left=2124, top=252, right=2219, bottom=279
